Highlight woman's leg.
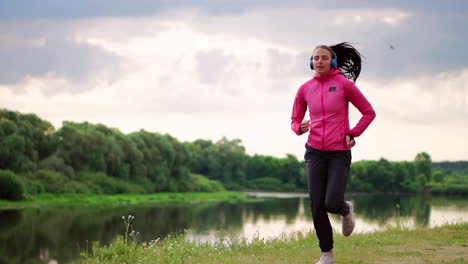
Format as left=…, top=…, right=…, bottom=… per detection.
left=305, top=145, right=334, bottom=252
left=324, top=150, right=352, bottom=216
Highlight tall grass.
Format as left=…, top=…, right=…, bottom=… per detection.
left=81, top=217, right=468, bottom=264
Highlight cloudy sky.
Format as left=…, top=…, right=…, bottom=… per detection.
left=1, top=0, right=467, bottom=162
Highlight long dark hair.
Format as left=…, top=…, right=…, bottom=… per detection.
left=314, top=42, right=363, bottom=82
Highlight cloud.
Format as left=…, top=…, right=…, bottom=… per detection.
left=341, top=68, right=468, bottom=161
left=0, top=20, right=129, bottom=95
left=359, top=68, right=468, bottom=125
left=2, top=3, right=467, bottom=93
left=184, top=5, right=467, bottom=83
left=0, top=0, right=292, bottom=19
left=196, top=49, right=234, bottom=85
left=314, top=0, right=468, bottom=14
left=330, top=8, right=410, bottom=26
left=1, top=0, right=467, bottom=19
left=1, top=2, right=467, bottom=161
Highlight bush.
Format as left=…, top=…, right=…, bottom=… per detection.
left=18, top=176, right=45, bottom=195
left=76, top=171, right=146, bottom=194
left=0, top=170, right=25, bottom=201
left=247, top=177, right=283, bottom=191
left=190, top=174, right=225, bottom=192
left=65, top=180, right=97, bottom=193
left=429, top=182, right=468, bottom=195
left=22, top=171, right=91, bottom=195
left=223, top=182, right=241, bottom=191
left=130, top=177, right=155, bottom=193
left=38, top=155, right=75, bottom=178
left=33, top=169, right=70, bottom=193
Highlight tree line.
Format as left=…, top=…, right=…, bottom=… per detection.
left=0, top=109, right=466, bottom=200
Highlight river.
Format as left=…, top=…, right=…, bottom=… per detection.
left=0, top=193, right=466, bottom=264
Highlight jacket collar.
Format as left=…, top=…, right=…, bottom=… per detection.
left=313, top=68, right=341, bottom=82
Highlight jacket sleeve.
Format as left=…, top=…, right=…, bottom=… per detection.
left=291, top=85, right=307, bottom=135
left=345, top=81, right=376, bottom=137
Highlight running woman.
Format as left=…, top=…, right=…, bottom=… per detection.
left=291, top=42, right=376, bottom=264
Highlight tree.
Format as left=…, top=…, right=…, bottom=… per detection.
left=0, top=170, right=25, bottom=200
left=415, top=152, right=432, bottom=182
left=0, top=110, right=54, bottom=173
left=128, top=130, right=191, bottom=191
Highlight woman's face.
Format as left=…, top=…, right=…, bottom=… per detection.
left=312, top=48, right=332, bottom=76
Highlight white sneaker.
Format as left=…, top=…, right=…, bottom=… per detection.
left=315, top=251, right=335, bottom=264
left=341, top=201, right=355, bottom=236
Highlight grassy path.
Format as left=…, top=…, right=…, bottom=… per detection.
left=81, top=222, right=467, bottom=264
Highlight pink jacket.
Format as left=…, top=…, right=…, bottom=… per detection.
left=291, top=68, right=376, bottom=151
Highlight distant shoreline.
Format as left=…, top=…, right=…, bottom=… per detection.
left=2, top=191, right=467, bottom=210
left=0, top=192, right=251, bottom=209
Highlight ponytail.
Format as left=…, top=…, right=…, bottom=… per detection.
left=329, top=42, right=363, bottom=82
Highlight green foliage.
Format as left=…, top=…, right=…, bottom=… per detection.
left=350, top=154, right=435, bottom=193
left=247, top=177, right=283, bottom=191
left=187, top=138, right=306, bottom=192
left=17, top=175, right=45, bottom=195
left=38, top=154, right=75, bottom=178
left=414, top=152, right=432, bottom=182
left=0, top=170, right=25, bottom=201
left=189, top=174, right=225, bottom=192
left=187, top=137, right=248, bottom=188
left=1, top=108, right=467, bottom=196
left=128, top=130, right=191, bottom=192
left=76, top=171, right=146, bottom=194
left=54, top=122, right=114, bottom=175
left=429, top=182, right=468, bottom=195
left=0, top=109, right=55, bottom=173
left=33, top=169, right=72, bottom=193
left=428, top=172, right=468, bottom=195
left=129, top=177, right=156, bottom=193
left=433, top=161, right=468, bottom=174
left=432, top=169, right=444, bottom=182
left=348, top=153, right=468, bottom=194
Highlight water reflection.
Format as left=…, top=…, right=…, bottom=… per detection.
left=349, top=194, right=432, bottom=226
left=0, top=194, right=466, bottom=264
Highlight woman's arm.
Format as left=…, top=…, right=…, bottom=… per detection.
left=346, top=81, right=376, bottom=137
left=291, top=86, right=308, bottom=135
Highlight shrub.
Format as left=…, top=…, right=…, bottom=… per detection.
left=429, top=182, right=468, bottom=195
left=247, top=177, right=283, bottom=191
left=0, top=170, right=25, bottom=201
left=19, top=176, right=45, bottom=195
left=223, top=182, right=241, bottom=191
left=65, top=180, right=96, bottom=193
left=38, top=155, right=75, bottom=178
left=190, top=174, right=225, bottom=192
left=130, top=177, right=155, bottom=193
left=76, top=171, right=146, bottom=194
left=33, top=169, right=70, bottom=193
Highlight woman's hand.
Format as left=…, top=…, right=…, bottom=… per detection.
left=301, top=120, right=311, bottom=133
left=346, top=135, right=356, bottom=148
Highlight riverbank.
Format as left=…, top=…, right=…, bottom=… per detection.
left=0, top=192, right=250, bottom=208
left=81, top=222, right=467, bottom=264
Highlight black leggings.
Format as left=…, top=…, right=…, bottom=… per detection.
left=304, top=144, right=352, bottom=252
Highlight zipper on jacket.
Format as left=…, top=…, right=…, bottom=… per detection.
left=320, top=83, right=326, bottom=150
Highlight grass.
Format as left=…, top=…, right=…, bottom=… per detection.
left=81, top=221, right=468, bottom=264
left=0, top=192, right=250, bottom=209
